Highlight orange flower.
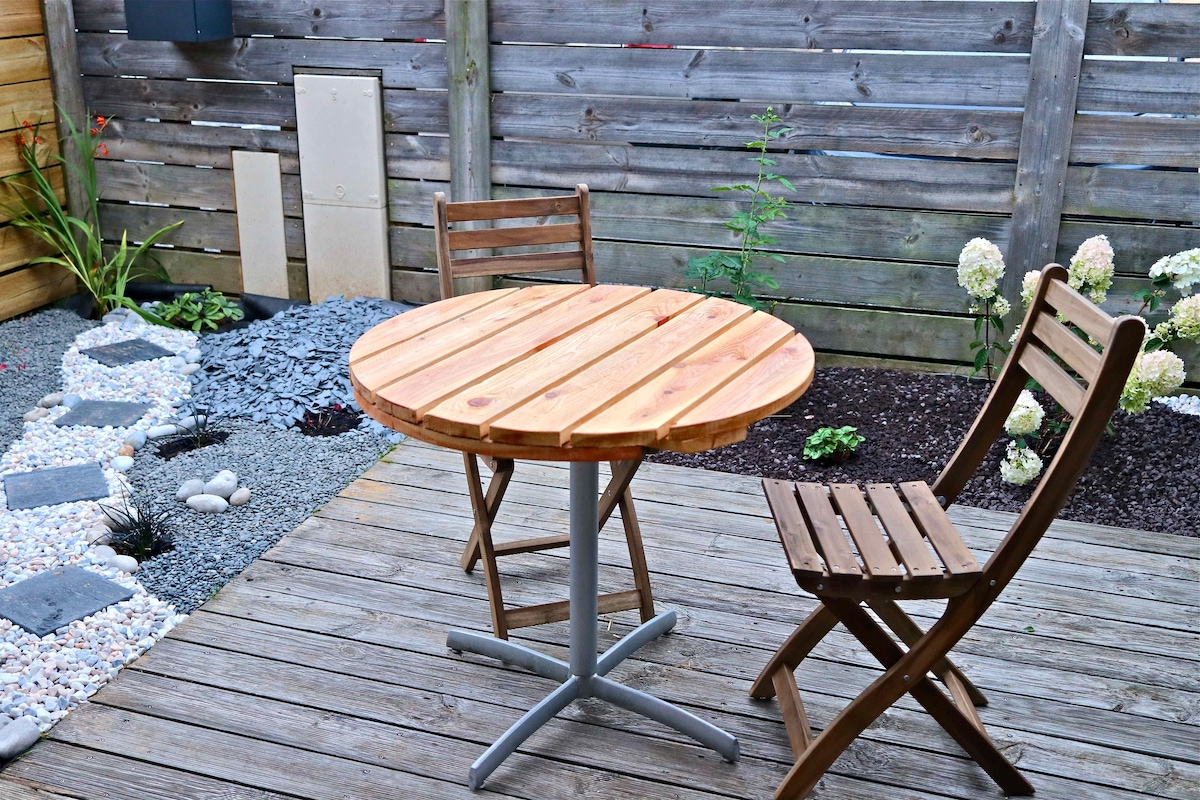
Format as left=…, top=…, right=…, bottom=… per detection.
left=96, top=143, right=108, bottom=157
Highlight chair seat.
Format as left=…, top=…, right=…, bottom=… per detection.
left=763, top=478, right=982, bottom=600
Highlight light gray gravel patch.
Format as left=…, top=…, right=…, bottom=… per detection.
left=0, top=310, right=97, bottom=453
left=122, top=418, right=395, bottom=613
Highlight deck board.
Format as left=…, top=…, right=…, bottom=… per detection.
left=2, top=439, right=1197, bottom=799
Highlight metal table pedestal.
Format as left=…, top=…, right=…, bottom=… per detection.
left=447, top=462, right=740, bottom=789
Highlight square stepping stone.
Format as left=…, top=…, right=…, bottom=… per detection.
left=0, top=567, right=133, bottom=637
left=79, top=338, right=175, bottom=367
left=3, top=464, right=110, bottom=510
left=54, top=400, right=151, bottom=429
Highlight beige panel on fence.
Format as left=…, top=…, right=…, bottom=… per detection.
left=294, top=73, right=390, bottom=302
left=232, top=150, right=288, bottom=298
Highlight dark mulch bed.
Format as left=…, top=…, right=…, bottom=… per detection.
left=297, top=405, right=363, bottom=437
left=646, top=367, right=1199, bottom=537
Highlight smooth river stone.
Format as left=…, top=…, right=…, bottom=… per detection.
left=38, top=393, right=64, bottom=408
left=176, top=479, right=206, bottom=502
left=228, top=487, right=251, bottom=506
left=107, top=555, right=139, bottom=574
left=21, top=408, right=48, bottom=423
left=203, top=473, right=238, bottom=499
left=111, top=456, right=134, bottom=472
left=0, top=717, right=40, bottom=760
left=146, top=424, right=180, bottom=439
left=186, top=494, right=228, bottom=514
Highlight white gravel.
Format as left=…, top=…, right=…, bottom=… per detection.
left=0, top=317, right=193, bottom=733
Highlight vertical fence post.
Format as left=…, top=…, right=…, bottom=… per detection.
left=40, top=0, right=90, bottom=228
left=445, top=0, right=492, bottom=295
left=1002, top=0, right=1089, bottom=306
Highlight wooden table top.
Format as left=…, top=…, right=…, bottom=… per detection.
left=349, top=284, right=815, bottom=462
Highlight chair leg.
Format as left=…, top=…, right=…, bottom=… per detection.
left=460, top=455, right=515, bottom=573
left=600, top=458, right=655, bottom=623
left=791, top=599, right=1033, bottom=799
left=461, top=453, right=515, bottom=639
left=867, top=598, right=988, bottom=707
left=749, top=604, right=839, bottom=699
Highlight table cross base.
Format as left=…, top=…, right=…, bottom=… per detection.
left=447, top=462, right=739, bottom=789
left=448, top=610, right=739, bottom=789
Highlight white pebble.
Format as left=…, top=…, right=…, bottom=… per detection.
left=203, top=473, right=238, bottom=499
left=229, top=487, right=252, bottom=506
left=92, top=545, right=116, bottom=560
left=22, top=408, right=49, bottom=423
left=111, top=456, right=134, bottom=472
left=186, top=494, right=229, bottom=514
left=38, top=393, right=64, bottom=409
left=145, top=424, right=180, bottom=439
left=107, top=555, right=139, bottom=574
left=175, top=479, right=206, bottom=502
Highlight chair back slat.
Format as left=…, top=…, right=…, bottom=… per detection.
left=1017, top=344, right=1085, bottom=417
left=451, top=250, right=586, bottom=278
left=445, top=193, right=581, bottom=223
left=435, top=185, right=596, bottom=299
left=1044, top=278, right=1113, bottom=342
left=1029, top=311, right=1102, bottom=382
left=448, top=222, right=584, bottom=252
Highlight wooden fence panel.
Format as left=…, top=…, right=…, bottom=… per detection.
left=55, top=0, right=1199, bottom=380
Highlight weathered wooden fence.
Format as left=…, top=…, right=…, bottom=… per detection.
left=0, top=0, right=76, bottom=320
left=59, top=0, right=1199, bottom=376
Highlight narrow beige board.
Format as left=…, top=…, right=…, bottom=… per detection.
left=232, top=150, right=288, bottom=298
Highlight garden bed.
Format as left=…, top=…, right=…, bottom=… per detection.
left=647, top=367, right=1200, bottom=537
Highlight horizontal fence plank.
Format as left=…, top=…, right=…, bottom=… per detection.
left=72, top=0, right=446, bottom=39
left=1070, top=114, right=1200, bottom=169
left=772, top=302, right=972, bottom=362
left=0, top=222, right=55, bottom=275
left=0, top=36, right=48, bottom=85
left=490, top=1, right=1037, bottom=52
left=1057, top=222, right=1200, bottom=278
left=0, top=263, right=76, bottom=321
left=1063, top=167, right=1200, bottom=222
left=1085, top=3, right=1200, bottom=57
left=97, top=203, right=305, bottom=259
left=76, top=34, right=446, bottom=90
left=485, top=139, right=1016, bottom=213
left=388, top=180, right=1012, bottom=265
left=95, top=160, right=303, bottom=217
left=0, top=0, right=43, bottom=39
left=0, top=79, right=55, bottom=134
left=492, top=45, right=1032, bottom=108
left=493, top=94, right=1024, bottom=160
left=1077, top=59, right=1200, bottom=115
left=102, top=119, right=299, bottom=170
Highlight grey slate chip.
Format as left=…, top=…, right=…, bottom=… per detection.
left=54, top=400, right=151, bottom=429
left=2, top=464, right=110, bottom=510
left=0, top=567, right=133, bottom=637
left=79, top=338, right=175, bottom=367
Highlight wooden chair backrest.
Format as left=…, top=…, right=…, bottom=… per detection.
left=931, top=264, right=1145, bottom=590
left=433, top=184, right=596, bottom=299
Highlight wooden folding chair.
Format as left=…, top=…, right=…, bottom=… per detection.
left=433, top=184, right=655, bottom=639
left=752, top=264, right=1145, bottom=799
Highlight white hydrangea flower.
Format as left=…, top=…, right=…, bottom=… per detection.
left=1169, top=294, right=1200, bottom=342
left=993, top=296, right=1011, bottom=318
left=1068, top=235, right=1114, bottom=305
left=999, top=441, right=1043, bottom=486
left=1004, top=389, right=1045, bottom=436
left=1149, top=248, right=1200, bottom=295
left=957, top=238, right=1005, bottom=300
left=1019, top=270, right=1041, bottom=310
left=1120, top=348, right=1186, bottom=414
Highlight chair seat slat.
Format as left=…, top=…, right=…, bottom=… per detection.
left=864, top=484, right=944, bottom=580
left=898, top=482, right=980, bottom=575
left=829, top=484, right=902, bottom=582
left=1030, top=311, right=1101, bottom=383
left=796, top=483, right=863, bottom=581
left=1018, top=344, right=1084, bottom=417
left=449, top=222, right=583, bottom=251
left=762, top=479, right=824, bottom=576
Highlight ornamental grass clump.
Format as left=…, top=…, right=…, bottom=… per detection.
left=1, top=113, right=182, bottom=320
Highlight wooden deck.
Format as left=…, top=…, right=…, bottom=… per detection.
left=2, top=439, right=1196, bottom=800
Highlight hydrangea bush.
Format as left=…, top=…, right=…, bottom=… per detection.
left=956, top=238, right=1011, bottom=380
left=959, top=238, right=1197, bottom=485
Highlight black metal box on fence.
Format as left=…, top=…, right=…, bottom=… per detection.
left=124, top=0, right=233, bottom=42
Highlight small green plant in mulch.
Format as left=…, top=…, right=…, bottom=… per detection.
left=156, top=401, right=230, bottom=460
left=157, top=288, right=244, bottom=332
left=94, top=496, right=175, bottom=560
left=802, top=425, right=865, bottom=464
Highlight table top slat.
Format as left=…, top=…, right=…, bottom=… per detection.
left=667, top=335, right=814, bottom=446
left=421, top=290, right=704, bottom=440
left=376, top=285, right=650, bottom=422
left=350, top=284, right=588, bottom=403
left=487, top=298, right=753, bottom=448
left=348, top=289, right=517, bottom=365
left=569, top=313, right=794, bottom=448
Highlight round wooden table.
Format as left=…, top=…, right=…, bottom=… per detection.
left=350, top=284, right=814, bottom=787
